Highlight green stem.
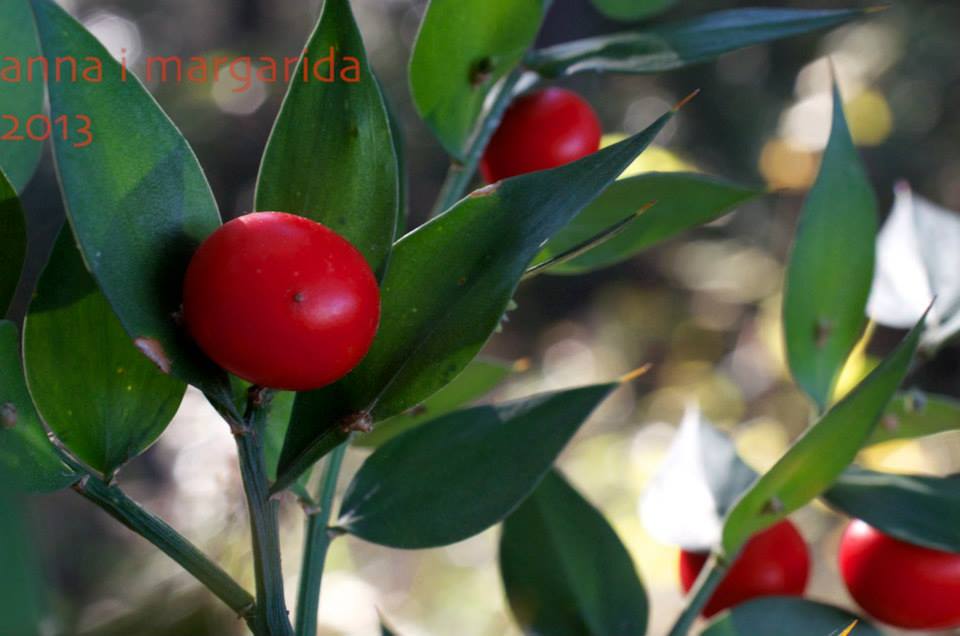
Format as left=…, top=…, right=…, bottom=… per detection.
left=72, top=472, right=258, bottom=630
left=235, top=391, right=295, bottom=636
left=666, top=553, right=729, bottom=636
left=429, top=68, right=527, bottom=218
left=294, top=442, right=348, bottom=636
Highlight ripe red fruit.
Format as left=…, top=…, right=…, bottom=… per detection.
left=183, top=212, right=380, bottom=391
left=480, top=87, right=602, bottom=183
left=839, top=520, right=960, bottom=630
left=679, top=519, right=810, bottom=617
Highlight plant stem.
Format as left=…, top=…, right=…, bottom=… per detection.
left=234, top=389, right=295, bottom=636
left=429, top=67, right=527, bottom=218
left=294, top=442, right=348, bottom=636
left=666, top=553, right=729, bottom=636
left=72, top=472, right=258, bottom=630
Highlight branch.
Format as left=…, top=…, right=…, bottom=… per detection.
left=294, top=442, right=348, bottom=636
left=72, top=472, right=258, bottom=630
left=666, top=553, right=729, bottom=636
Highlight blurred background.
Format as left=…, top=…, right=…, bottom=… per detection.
left=10, top=0, right=960, bottom=634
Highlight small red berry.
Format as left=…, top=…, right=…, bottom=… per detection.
left=679, top=519, right=810, bottom=617
left=183, top=212, right=380, bottom=391
left=839, top=520, right=960, bottom=630
left=480, top=87, right=602, bottom=183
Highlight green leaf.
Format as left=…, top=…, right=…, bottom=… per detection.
left=701, top=597, right=880, bottom=636
left=0, top=488, right=45, bottom=636
left=0, top=0, right=43, bottom=192
left=261, top=391, right=312, bottom=501
left=410, top=0, right=548, bottom=159
left=591, top=0, right=676, bottom=22
left=500, top=470, right=648, bottom=636
left=783, top=82, right=877, bottom=410
left=338, top=383, right=616, bottom=548
left=824, top=467, right=960, bottom=553
left=275, top=110, right=674, bottom=493
left=29, top=0, right=229, bottom=400
left=526, top=8, right=867, bottom=78
left=355, top=358, right=512, bottom=448
left=867, top=391, right=960, bottom=446
left=256, top=0, right=398, bottom=276
left=721, top=313, right=925, bottom=555
left=23, top=231, right=186, bottom=477
left=535, top=173, right=760, bottom=275
left=0, top=320, right=76, bottom=493
left=0, top=171, right=26, bottom=317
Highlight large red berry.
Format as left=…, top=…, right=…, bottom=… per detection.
left=679, top=519, right=810, bottom=617
left=839, top=520, right=960, bottom=630
left=183, top=212, right=380, bottom=391
left=480, top=87, right=602, bottom=183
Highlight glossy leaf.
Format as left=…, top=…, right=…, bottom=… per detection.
left=722, top=313, right=924, bottom=555
left=0, top=320, right=76, bottom=492
left=535, top=173, right=759, bottom=274
left=338, top=383, right=616, bottom=548
left=500, top=470, right=648, bottom=636
left=867, top=391, right=960, bottom=446
left=355, top=358, right=512, bottom=448
left=824, top=467, right=960, bottom=553
left=410, top=0, right=547, bottom=159
left=591, top=0, right=676, bottom=22
left=867, top=184, right=960, bottom=348
left=0, top=171, right=26, bottom=316
left=256, top=0, right=398, bottom=276
left=640, top=406, right=756, bottom=551
left=0, top=0, right=43, bottom=192
left=259, top=390, right=312, bottom=501
left=23, top=231, right=187, bottom=477
left=783, top=82, right=877, bottom=410
left=29, top=0, right=229, bottom=399
left=275, top=110, right=674, bottom=492
left=701, top=597, right=880, bottom=636
left=527, top=8, right=867, bottom=78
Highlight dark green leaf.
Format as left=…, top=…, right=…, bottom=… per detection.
left=410, top=0, right=548, bottom=159
left=256, top=0, right=398, bottom=276
left=0, top=320, right=76, bottom=493
left=535, top=173, right=759, bottom=274
left=355, top=358, right=512, bottom=448
left=29, top=0, right=229, bottom=400
left=23, top=231, right=186, bottom=477
left=275, top=110, right=673, bottom=493
left=701, top=597, right=880, bottom=636
left=783, top=82, right=877, bottom=410
left=338, top=383, right=616, bottom=548
left=383, top=87, right=408, bottom=235
left=0, top=171, right=26, bottom=317
left=867, top=391, right=960, bottom=446
left=527, top=8, right=867, bottom=78
left=0, top=488, right=45, bottom=636
left=500, top=470, right=648, bottom=636
left=0, top=0, right=43, bottom=192
left=591, top=0, right=676, bottom=22
left=722, top=313, right=924, bottom=555
left=825, top=467, right=960, bottom=553
left=261, top=390, right=312, bottom=501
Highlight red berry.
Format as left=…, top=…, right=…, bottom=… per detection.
left=839, top=520, right=960, bottom=630
left=183, top=212, right=380, bottom=391
left=480, top=87, right=602, bottom=183
left=679, top=519, right=810, bottom=617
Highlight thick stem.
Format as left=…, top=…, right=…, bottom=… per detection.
left=429, top=68, right=527, bottom=218
left=234, top=390, right=295, bottom=636
left=666, top=553, right=729, bottom=636
left=294, top=442, right=347, bottom=636
left=73, top=473, right=258, bottom=630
